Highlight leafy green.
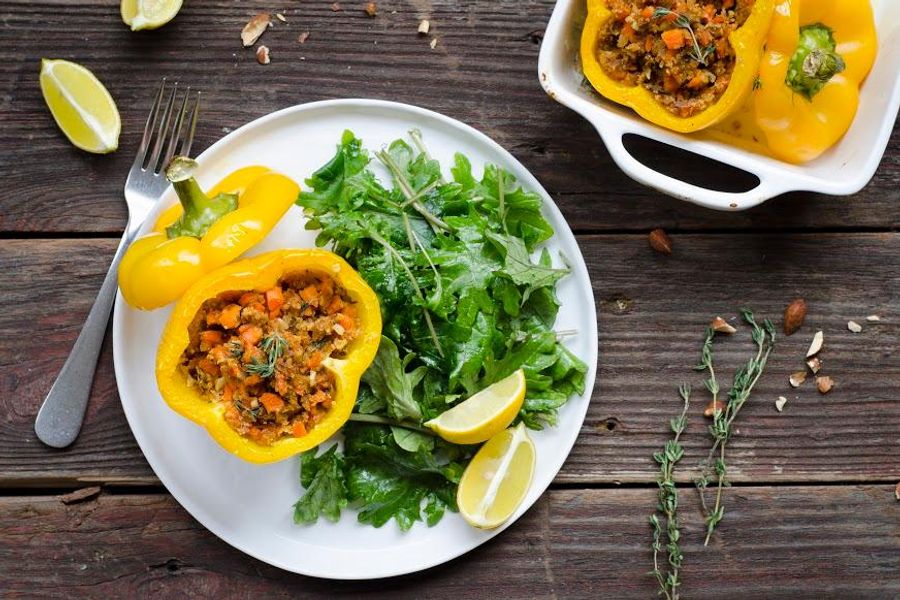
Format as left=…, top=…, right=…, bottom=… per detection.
left=292, top=130, right=587, bottom=530
left=292, top=445, right=348, bottom=524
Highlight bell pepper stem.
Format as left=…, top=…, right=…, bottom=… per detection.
left=786, top=24, right=846, bottom=101
left=165, top=156, right=239, bottom=239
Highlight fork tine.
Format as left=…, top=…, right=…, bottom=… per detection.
left=160, top=87, right=190, bottom=169
left=180, top=92, right=201, bottom=159
left=134, top=79, right=167, bottom=168
left=146, top=82, right=179, bottom=173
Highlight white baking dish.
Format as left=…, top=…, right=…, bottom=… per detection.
left=538, top=0, right=900, bottom=211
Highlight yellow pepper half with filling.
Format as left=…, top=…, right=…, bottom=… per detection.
left=156, top=249, right=382, bottom=464
left=118, top=158, right=300, bottom=310
left=580, top=0, right=775, bottom=133
left=753, top=0, right=877, bottom=163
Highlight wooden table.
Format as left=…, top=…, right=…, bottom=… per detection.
left=2, top=2, right=898, bottom=597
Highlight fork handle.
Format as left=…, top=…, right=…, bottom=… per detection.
left=34, top=226, right=138, bottom=448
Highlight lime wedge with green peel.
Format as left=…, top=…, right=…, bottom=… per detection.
left=457, top=422, right=536, bottom=529
left=39, top=59, right=121, bottom=154
left=425, top=369, right=526, bottom=445
left=121, top=0, right=183, bottom=31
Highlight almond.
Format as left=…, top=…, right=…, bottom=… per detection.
left=806, top=356, right=822, bottom=374
left=365, top=2, right=377, bottom=16
left=895, top=482, right=900, bottom=501
left=418, top=19, right=430, bottom=34
left=331, top=2, right=342, bottom=11
left=241, top=12, right=270, bottom=47
left=256, top=45, right=270, bottom=64
left=789, top=371, right=807, bottom=388
left=866, top=315, right=881, bottom=322
left=298, top=31, right=310, bottom=44
left=847, top=320, right=862, bottom=333
left=782, top=298, right=807, bottom=335
left=775, top=396, right=787, bottom=412
left=806, top=330, right=824, bottom=358
left=710, top=316, right=736, bottom=334
left=816, top=376, right=834, bottom=395
left=648, top=228, right=672, bottom=255
left=703, top=400, right=726, bottom=418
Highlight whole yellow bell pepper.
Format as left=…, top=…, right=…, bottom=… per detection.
left=118, top=158, right=300, bottom=310
left=753, top=0, right=877, bottom=163
left=581, top=0, right=775, bottom=133
left=156, top=249, right=382, bottom=464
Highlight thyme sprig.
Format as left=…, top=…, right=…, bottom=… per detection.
left=652, top=8, right=715, bottom=66
left=244, top=332, right=288, bottom=379
left=650, top=383, right=692, bottom=600
left=695, top=310, right=776, bottom=545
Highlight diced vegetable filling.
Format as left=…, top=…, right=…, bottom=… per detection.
left=180, top=272, right=359, bottom=446
left=595, top=0, right=754, bottom=117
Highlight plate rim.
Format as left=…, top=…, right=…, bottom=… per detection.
left=112, top=98, right=599, bottom=579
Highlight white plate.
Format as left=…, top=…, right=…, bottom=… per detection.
left=112, top=99, right=598, bottom=579
left=539, top=0, right=900, bottom=210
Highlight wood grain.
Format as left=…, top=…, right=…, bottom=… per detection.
left=2, top=235, right=897, bottom=486
left=1, top=486, right=897, bottom=598
left=0, top=0, right=898, bottom=235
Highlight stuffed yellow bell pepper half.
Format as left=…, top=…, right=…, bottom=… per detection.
left=753, top=0, right=877, bottom=163
left=156, top=249, right=382, bottom=463
left=581, top=0, right=775, bottom=133
left=118, top=158, right=300, bottom=309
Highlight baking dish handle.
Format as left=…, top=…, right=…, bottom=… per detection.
left=599, top=128, right=791, bottom=210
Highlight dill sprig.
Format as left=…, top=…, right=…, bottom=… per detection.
left=650, top=383, right=691, bottom=600
left=695, top=310, right=776, bottom=546
left=244, top=332, right=287, bottom=379
left=653, top=7, right=716, bottom=66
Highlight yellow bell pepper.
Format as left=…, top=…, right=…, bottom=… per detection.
left=118, top=158, right=300, bottom=310
left=156, top=249, right=382, bottom=464
left=753, top=0, right=877, bottom=163
left=580, top=0, right=775, bottom=133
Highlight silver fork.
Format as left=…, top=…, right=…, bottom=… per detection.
left=34, top=80, right=201, bottom=448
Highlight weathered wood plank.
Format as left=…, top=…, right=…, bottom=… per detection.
left=0, top=1, right=897, bottom=234
left=1, top=486, right=897, bottom=598
left=2, top=235, right=897, bottom=486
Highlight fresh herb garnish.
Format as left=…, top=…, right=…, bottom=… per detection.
left=653, top=7, right=715, bottom=66
left=244, top=332, right=287, bottom=379
left=695, top=310, right=775, bottom=545
left=291, top=130, right=586, bottom=529
left=226, top=339, right=243, bottom=360
left=650, top=384, right=692, bottom=600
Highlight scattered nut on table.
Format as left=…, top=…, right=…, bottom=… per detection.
left=783, top=298, right=807, bottom=335
left=711, top=316, right=736, bottom=334
left=806, top=330, right=824, bottom=358
left=816, top=375, right=834, bottom=394
left=256, top=45, right=271, bottom=64
left=648, top=228, right=672, bottom=255
left=847, top=320, right=862, bottom=333
left=242, top=12, right=270, bottom=47
left=775, top=396, right=788, bottom=412
left=789, top=371, right=807, bottom=388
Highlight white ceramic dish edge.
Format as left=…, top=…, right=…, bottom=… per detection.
left=538, top=0, right=900, bottom=211
left=112, top=98, right=599, bottom=580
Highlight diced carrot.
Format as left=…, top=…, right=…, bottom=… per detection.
left=640, top=6, right=655, bottom=18
left=326, top=295, right=344, bottom=314
left=205, top=310, right=220, bottom=326
left=274, top=372, right=289, bottom=396
left=336, top=313, right=355, bottom=334
left=259, top=392, right=285, bottom=413
left=219, top=304, right=242, bottom=329
left=292, top=420, right=307, bottom=437
left=243, top=345, right=265, bottom=365
left=244, top=375, right=262, bottom=387
left=239, top=292, right=262, bottom=307
left=198, top=359, right=219, bottom=376
left=723, top=0, right=734, bottom=8
left=222, top=383, right=235, bottom=403
left=662, top=29, right=685, bottom=50
left=310, top=390, right=329, bottom=405
left=199, top=330, right=224, bottom=349
left=621, top=22, right=636, bottom=42
left=307, top=351, right=323, bottom=369
left=266, top=286, right=285, bottom=317
left=664, top=74, right=680, bottom=93
left=238, top=324, right=263, bottom=346
left=300, top=285, right=318, bottom=303
left=687, top=74, right=708, bottom=89
left=697, top=29, right=712, bottom=47
left=210, top=345, right=230, bottom=362
left=319, top=277, right=334, bottom=299
left=716, top=38, right=728, bottom=58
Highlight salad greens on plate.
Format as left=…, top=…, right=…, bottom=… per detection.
left=292, top=130, right=587, bottom=530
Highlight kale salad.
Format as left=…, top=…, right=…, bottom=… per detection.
left=292, top=130, right=587, bottom=530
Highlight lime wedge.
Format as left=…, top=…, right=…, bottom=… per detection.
left=457, top=422, right=536, bottom=529
left=121, top=0, right=183, bottom=31
left=425, top=369, right=526, bottom=445
left=39, top=59, right=121, bottom=154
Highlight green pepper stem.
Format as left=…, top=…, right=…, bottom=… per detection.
left=785, top=23, right=846, bottom=101
left=164, top=156, right=238, bottom=239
